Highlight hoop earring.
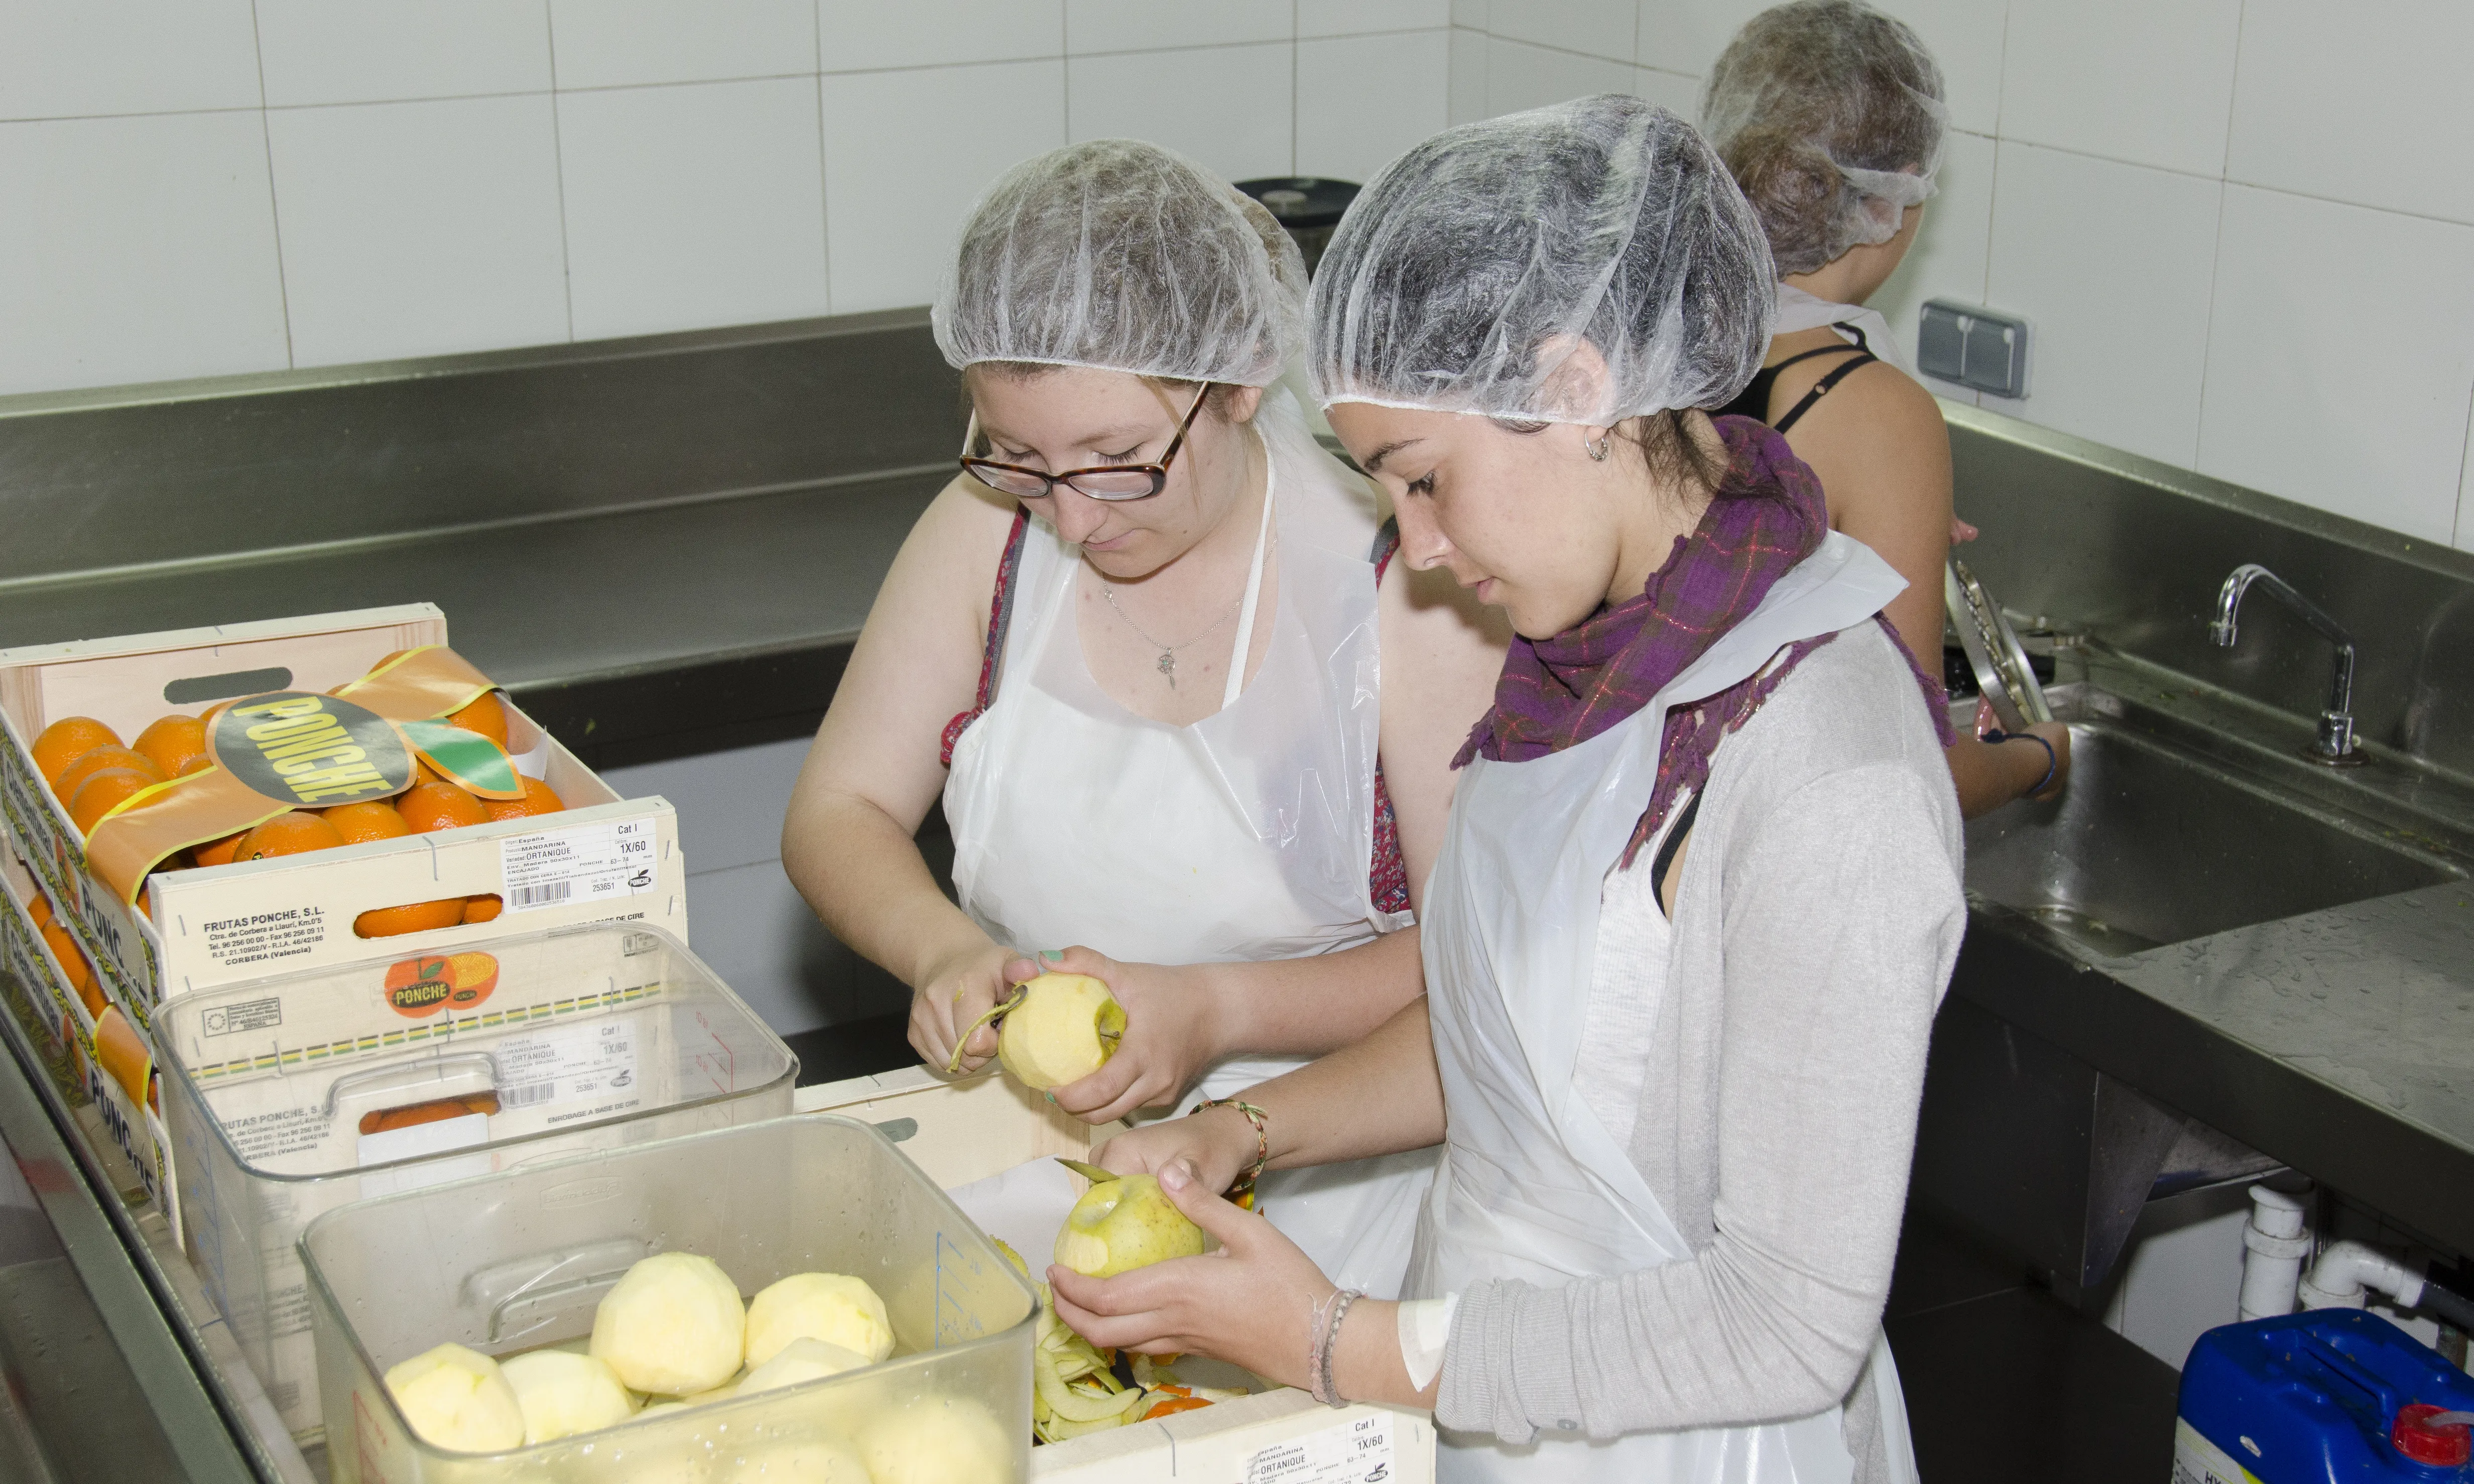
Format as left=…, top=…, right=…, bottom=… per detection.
left=1584, top=431, right=1613, bottom=462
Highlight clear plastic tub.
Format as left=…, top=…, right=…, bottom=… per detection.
left=155, top=923, right=796, bottom=1439
left=303, top=1115, right=1037, bottom=1483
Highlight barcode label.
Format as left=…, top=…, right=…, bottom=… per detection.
left=489, top=1019, right=643, bottom=1128
left=500, top=818, right=658, bottom=915
left=500, top=1079, right=558, bottom=1107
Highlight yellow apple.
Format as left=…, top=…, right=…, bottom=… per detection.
left=858, top=1395, right=1014, bottom=1483
left=590, top=1251, right=747, bottom=1395
left=736, top=1336, right=872, bottom=1395
left=745, top=1273, right=894, bottom=1368
left=383, top=1341, right=525, bottom=1453
left=997, top=973, right=1125, bottom=1089
left=1052, top=1172, right=1204, bottom=1278
left=718, top=1436, right=873, bottom=1482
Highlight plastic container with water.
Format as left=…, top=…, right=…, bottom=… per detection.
left=155, top=922, right=797, bottom=1439
left=2176, top=1309, right=2474, bottom=1481
left=303, top=1116, right=1037, bottom=1483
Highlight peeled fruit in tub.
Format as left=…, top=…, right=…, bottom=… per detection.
left=1054, top=1172, right=1205, bottom=1278
left=499, top=1348, right=636, bottom=1443
left=384, top=1342, right=526, bottom=1453
left=859, top=1395, right=1014, bottom=1483
left=720, top=1437, right=873, bottom=1483
left=745, top=1273, right=894, bottom=1368
left=994, top=973, right=1124, bottom=1089
left=737, top=1336, right=873, bottom=1395
left=590, top=1252, right=747, bottom=1395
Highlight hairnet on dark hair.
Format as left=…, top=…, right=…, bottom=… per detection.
left=1701, top=0, right=1945, bottom=277
left=1308, top=95, right=1776, bottom=425
left=932, top=139, right=1306, bottom=388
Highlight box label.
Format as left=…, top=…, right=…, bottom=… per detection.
left=1247, top=1413, right=1394, bottom=1483
left=202, top=996, right=283, bottom=1036
left=497, top=1018, right=642, bottom=1126
left=199, top=906, right=329, bottom=971
left=501, top=818, right=657, bottom=914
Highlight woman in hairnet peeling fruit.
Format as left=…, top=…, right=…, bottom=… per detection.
left=1052, top=93, right=1961, bottom=1484
left=784, top=139, right=1507, bottom=1299
left=1703, top=0, right=2069, bottom=815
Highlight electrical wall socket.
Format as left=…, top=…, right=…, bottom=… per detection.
left=1919, top=300, right=2030, bottom=400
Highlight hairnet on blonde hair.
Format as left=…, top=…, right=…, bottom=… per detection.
left=1308, top=95, right=1775, bottom=426
left=932, top=139, right=1307, bottom=388
left=1700, top=0, right=1946, bottom=278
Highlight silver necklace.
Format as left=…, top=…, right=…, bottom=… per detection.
left=1102, top=585, right=1241, bottom=689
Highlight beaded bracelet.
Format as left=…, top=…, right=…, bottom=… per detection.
left=1195, top=1096, right=1270, bottom=1208
left=1311, top=1288, right=1365, bottom=1407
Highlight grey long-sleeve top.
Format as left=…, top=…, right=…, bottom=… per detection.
left=1434, top=622, right=1965, bottom=1482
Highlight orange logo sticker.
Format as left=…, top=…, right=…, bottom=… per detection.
left=383, top=952, right=499, bottom=1018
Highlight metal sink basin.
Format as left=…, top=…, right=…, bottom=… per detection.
left=1964, top=721, right=2463, bottom=955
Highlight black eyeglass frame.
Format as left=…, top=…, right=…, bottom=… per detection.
left=958, top=382, right=1213, bottom=502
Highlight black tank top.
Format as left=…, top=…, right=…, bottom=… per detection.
left=1713, top=323, right=1880, bottom=432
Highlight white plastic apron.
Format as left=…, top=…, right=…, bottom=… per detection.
left=1407, top=532, right=1921, bottom=1484
left=945, top=390, right=1433, bottom=1298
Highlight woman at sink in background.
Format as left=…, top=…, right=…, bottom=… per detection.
left=1703, top=0, right=2071, bottom=816
left=1053, top=96, right=1961, bottom=1483
left=780, top=141, right=1508, bottom=1301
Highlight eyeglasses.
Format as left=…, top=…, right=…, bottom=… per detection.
left=959, top=383, right=1211, bottom=502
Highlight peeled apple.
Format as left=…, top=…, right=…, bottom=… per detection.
left=736, top=1336, right=872, bottom=1395
left=996, top=973, right=1125, bottom=1089
left=384, top=1342, right=526, bottom=1453
left=498, top=1348, right=636, bottom=1443
left=858, top=1395, right=1015, bottom=1483
left=1053, top=1172, right=1205, bottom=1278
left=590, top=1252, right=748, bottom=1395
left=745, top=1272, right=894, bottom=1367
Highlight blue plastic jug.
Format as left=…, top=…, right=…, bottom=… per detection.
left=2177, top=1309, right=2474, bottom=1481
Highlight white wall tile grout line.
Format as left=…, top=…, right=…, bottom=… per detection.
left=245, top=0, right=295, bottom=372
left=546, top=4, right=576, bottom=345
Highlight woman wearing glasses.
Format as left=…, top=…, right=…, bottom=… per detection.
left=783, top=140, right=1507, bottom=1298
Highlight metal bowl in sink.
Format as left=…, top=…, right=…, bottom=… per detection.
left=1964, top=721, right=2463, bottom=956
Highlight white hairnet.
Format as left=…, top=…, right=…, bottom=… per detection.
left=932, top=140, right=1307, bottom=388
left=1308, top=95, right=1775, bottom=426
left=1701, top=0, right=1946, bottom=277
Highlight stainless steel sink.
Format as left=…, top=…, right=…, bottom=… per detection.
left=1964, top=720, right=2464, bottom=955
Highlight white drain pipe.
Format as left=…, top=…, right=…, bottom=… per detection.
left=2240, top=1185, right=2312, bottom=1321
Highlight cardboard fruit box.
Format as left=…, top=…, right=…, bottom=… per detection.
left=795, top=1066, right=1436, bottom=1484
left=1, top=851, right=174, bottom=1226
left=0, top=604, right=687, bottom=1021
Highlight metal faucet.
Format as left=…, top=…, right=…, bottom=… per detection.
left=2209, top=564, right=2365, bottom=766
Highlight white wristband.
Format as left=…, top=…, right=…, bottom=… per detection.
left=1395, top=1293, right=1458, bottom=1392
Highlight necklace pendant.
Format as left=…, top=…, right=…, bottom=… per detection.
left=1157, top=650, right=1177, bottom=686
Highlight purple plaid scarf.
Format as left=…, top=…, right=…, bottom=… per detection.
left=1454, top=417, right=1953, bottom=866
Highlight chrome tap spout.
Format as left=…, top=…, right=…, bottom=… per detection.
left=2210, top=563, right=2363, bottom=765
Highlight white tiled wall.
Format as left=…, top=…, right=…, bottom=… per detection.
left=1449, top=1, right=2474, bottom=551
left=9, top=1, right=2473, bottom=550
left=0, top=0, right=1443, bottom=389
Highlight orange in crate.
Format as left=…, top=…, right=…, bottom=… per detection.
left=69, top=768, right=161, bottom=834
left=231, top=812, right=344, bottom=862
left=40, top=922, right=102, bottom=1019
left=323, top=801, right=411, bottom=845
left=32, top=717, right=120, bottom=787
left=353, top=899, right=465, bottom=939
left=381, top=952, right=499, bottom=1018
left=398, top=781, right=486, bottom=834
left=483, top=777, right=564, bottom=823
left=132, top=714, right=208, bottom=778
left=54, top=745, right=161, bottom=801
left=462, top=895, right=503, bottom=924
left=447, top=692, right=509, bottom=748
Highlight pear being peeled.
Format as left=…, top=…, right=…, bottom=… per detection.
left=590, top=1251, right=747, bottom=1395
left=997, top=973, right=1125, bottom=1089
left=384, top=1341, right=525, bottom=1453
left=745, top=1273, right=893, bottom=1368
left=1053, top=1172, right=1205, bottom=1278
left=498, top=1348, right=636, bottom=1443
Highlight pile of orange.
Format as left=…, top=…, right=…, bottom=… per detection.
left=29, top=692, right=559, bottom=938
left=23, top=885, right=104, bottom=1022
